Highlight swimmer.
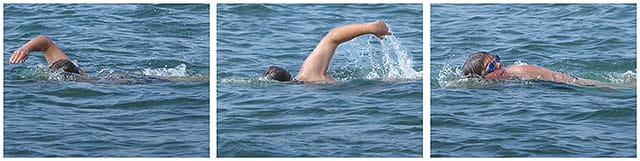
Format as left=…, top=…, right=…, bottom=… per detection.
left=9, top=35, right=88, bottom=76
left=262, top=20, right=392, bottom=83
left=462, top=51, right=623, bottom=87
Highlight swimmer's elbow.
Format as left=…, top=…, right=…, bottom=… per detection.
left=35, top=35, right=52, bottom=41
left=324, top=30, right=342, bottom=44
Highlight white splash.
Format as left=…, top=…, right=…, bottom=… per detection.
left=142, top=63, right=188, bottom=77
left=513, top=60, right=529, bottom=65
left=339, top=33, right=421, bottom=81
left=436, top=62, right=461, bottom=88
left=377, top=35, right=422, bottom=80
left=605, top=70, right=636, bottom=84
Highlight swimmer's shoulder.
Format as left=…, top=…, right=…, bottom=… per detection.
left=504, top=64, right=530, bottom=73
left=504, top=64, right=550, bottom=79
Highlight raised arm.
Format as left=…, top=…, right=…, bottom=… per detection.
left=9, top=35, right=70, bottom=65
left=295, top=20, right=392, bottom=82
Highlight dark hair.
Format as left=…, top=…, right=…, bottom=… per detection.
left=263, top=66, right=292, bottom=81
left=462, top=51, right=491, bottom=78
left=49, top=59, right=82, bottom=74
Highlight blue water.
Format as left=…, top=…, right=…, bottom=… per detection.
left=4, top=4, right=209, bottom=157
left=431, top=4, right=636, bottom=157
left=217, top=4, right=423, bottom=157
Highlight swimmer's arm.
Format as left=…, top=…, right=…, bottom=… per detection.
left=9, top=35, right=69, bottom=65
left=297, top=20, right=391, bottom=80
left=325, top=20, right=392, bottom=44
left=506, top=65, right=589, bottom=85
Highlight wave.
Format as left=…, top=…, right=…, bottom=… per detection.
left=564, top=107, right=635, bottom=121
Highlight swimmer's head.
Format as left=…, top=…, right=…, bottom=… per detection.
left=462, top=51, right=493, bottom=78
left=50, top=59, right=83, bottom=75
left=263, top=66, right=292, bottom=81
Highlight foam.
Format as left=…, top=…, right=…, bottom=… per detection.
left=142, top=63, right=188, bottom=77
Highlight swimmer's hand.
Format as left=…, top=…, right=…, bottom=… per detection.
left=9, top=47, right=31, bottom=64
left=370, top=20, right=392, bottom=39
left=9, top=35, right=71, bottom=65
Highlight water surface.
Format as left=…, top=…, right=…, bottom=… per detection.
left=4, top=4, right=210, bottom=157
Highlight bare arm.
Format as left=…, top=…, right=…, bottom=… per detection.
left=506, top=65, right=600, bottom=85
left=295, top=20, right=392, bottom=82
left=9, top=35, right=69, bottom=65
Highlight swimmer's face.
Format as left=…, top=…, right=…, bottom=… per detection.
left=482, top=54, right=504, bottom=79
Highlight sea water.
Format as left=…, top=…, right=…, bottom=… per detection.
left=431, top=4, right=636, bottom=157
left=4, top=4, right=209, bottom=157
left=217, top=4, right=423, bottom=157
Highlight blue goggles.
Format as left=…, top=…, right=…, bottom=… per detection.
left=483, top=55, right=500, bottom=76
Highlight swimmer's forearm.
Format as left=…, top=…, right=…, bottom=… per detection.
left=325, top=23, right=372, bottom=44
left=325, top=20, right=391, bottom=44
left=21, top=35, right=55, bottom=52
